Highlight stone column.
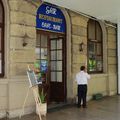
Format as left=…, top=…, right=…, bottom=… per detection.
left=117, top=23, right=120, bottom=94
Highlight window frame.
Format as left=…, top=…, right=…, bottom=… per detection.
left=87, top=19, right=103, bottom=74
left=0, top=1, right=4, bottom=77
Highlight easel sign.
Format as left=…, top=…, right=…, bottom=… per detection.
left=27, top=70, right=42, bottom=87
left=19, top=68, right=43, bottom=120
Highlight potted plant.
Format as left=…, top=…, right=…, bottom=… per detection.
left=36, top=88, right=47, bottom=116
left=33, top=62, right=47, bottom=116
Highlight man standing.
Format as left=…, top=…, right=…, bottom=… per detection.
left=75, top=66, right=91, bottom=108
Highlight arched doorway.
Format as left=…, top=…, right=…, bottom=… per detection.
left=36, top=3, right=66, bottom=103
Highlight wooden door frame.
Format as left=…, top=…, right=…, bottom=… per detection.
left=36, top=30, right=67, bottom=102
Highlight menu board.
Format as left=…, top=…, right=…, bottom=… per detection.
left=27, top=70, right=42, bottom=87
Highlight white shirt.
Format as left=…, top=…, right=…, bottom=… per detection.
left=75, top=71, right=90, bottom=85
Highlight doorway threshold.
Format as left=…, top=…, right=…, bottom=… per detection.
left=47, top=102, right=71, bottom=112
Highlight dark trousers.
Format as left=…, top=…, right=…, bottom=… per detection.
left=78, top=85, right=87, bottom=107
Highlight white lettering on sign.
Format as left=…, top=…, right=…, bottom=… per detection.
left=46, top=6, right=57, bottom=15
left=41, top=22, right=61, bottom=31
left=41, top=22, right=51, bottom=29
left=53, top=24, right=61, bottom=31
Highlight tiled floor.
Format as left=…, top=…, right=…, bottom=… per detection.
left=3, top=95, right=120, bottom=120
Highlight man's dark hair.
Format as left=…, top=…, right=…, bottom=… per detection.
left=80, top=66, right=85, bottom=71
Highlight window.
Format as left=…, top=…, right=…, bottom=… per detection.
left=0, top=1, right=4, bottom=77
left=35, top=34, right=49, bottom=83
left=35, top=32, right=65, bottom=83
left=87, top=19, right=103, bottom=73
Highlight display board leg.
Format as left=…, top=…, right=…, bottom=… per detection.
left=19, top=87, right=30, bottom=119
left=32, top=86, right=42, bottom=120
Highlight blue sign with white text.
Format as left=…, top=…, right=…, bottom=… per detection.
left=36, top=3, right=66, bottom=33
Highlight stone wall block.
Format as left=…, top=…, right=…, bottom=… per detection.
left=9, top=0, right=37, bottom=15
left=9, top=0, right=19, bottom=11
left=108, top=75, right=117, bottom=91
left=9, top=82, right=35, bottom=109
left=26, top=14, right=36, bottom=26
left=26, top=26, right=36, bottom=39
left=88, top=76, right=107, bottom=95
left=108, top=41, right=116, bottom=49
left=10, top=11, right=36, bottom=27
left=72, top=35, right=87, bottom=44
left=10, top=37, right=36, bottom=49
left=71, top=16, right=88, bottom=27
left=10, top=63, right=28, bottom=76
left=72, top=44, right=79, bottom=54
left=69, top=11, right=88, bottom=21
left=0, top=97, right=7, bottom=110
left=10, top=50, right=35, bottom=63
left=108, top=49, right=116, bottom=57
left=69, top=11, right=78, bottom=17
left=0, top=85, right=7, bottom=97
left=72, top=44, right=87, bottom=55
left=72, top=54, right=87, bottom=64
left=72, top=63, right=83, bottom=74
left=72, top=25, right=87, bottom=36
left=107, top=27, right=116, bottom=35
left=10, top=24, right=36, bottom=39
left=0, top=84, right=7, bottom=109
left=108, top=34, right=116, bottom=42
left=108, top=65, right=117, bottom=74
left=108, top=57, right=116, bottom=65
left=10, top=24, right=25, bottom=37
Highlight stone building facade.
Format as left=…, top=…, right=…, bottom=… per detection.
left=0, top=0, right=117, bottom=118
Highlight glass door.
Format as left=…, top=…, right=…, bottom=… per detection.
left=50, top=35, right=66, bottom=102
